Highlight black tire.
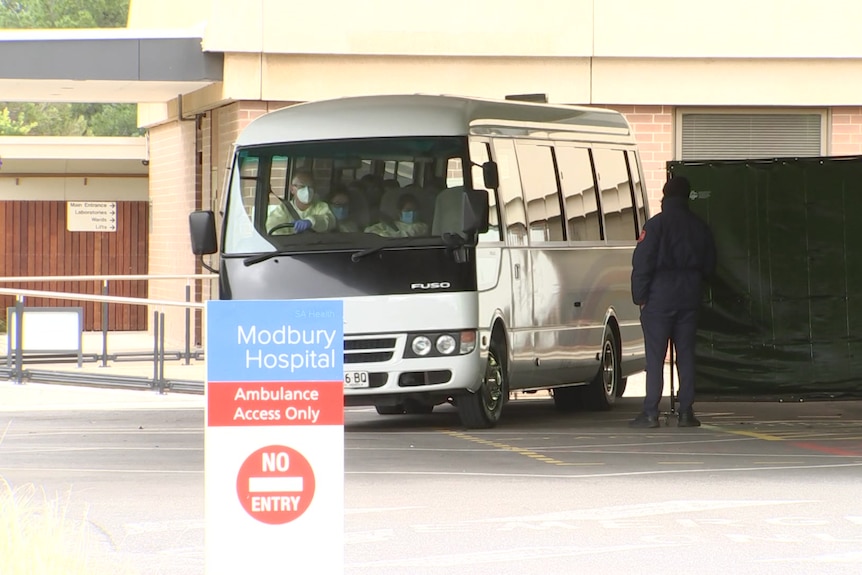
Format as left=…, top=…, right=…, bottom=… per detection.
left=375, top=404, right=405, bottom=415
left=456, top=340, right=506, bottom=428
left=615, top=377, right=628, bottom=398
left=583, top=328, right=620, bottom=411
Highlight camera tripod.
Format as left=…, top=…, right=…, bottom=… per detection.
left=660, top=342, right=678, bottom=427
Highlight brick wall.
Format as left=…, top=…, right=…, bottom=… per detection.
left=831, top=107, right=862, bottom=156
left=605, top=105, right=674, bottom=217
left=208, top=101, right=295, bottom=214
left=147, top=120, right=198, bottom=347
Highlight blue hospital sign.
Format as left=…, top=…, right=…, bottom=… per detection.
left=206, top=300, right=343, bottom=382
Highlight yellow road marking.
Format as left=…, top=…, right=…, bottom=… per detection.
left=702, top=425, right=784, bottom=441
left=443, top=430, right=602, bottom=467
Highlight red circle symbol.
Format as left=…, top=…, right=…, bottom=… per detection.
left=236, top=445, right=316, bottom=525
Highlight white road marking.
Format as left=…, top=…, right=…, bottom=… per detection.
left=347, top=461, right=862, bottom=479
left=345, top=506, right=423, bottom=515
left=348, top=542, right=678, bottom=568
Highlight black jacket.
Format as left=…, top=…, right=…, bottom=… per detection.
left=631, top=195, right=716, bottom=311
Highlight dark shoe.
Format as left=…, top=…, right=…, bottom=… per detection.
left=629, top=412, right=659, bottom=428
left=677, top=410, right=701, bottom=427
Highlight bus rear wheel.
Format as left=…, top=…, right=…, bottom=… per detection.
left=456, top=341, right=506, bottom=429
left=583, top=329, right=620, bottom=411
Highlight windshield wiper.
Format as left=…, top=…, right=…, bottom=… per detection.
left=243, top=251, right=291, bottom=266
left=351, top=233, right=468, bottom=263
left=351, top=238, right=419, bottom=262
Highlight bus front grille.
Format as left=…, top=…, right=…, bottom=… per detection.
left=344, top=351, right=394, bottom=363
left=344, top=337, right=397, bottom=364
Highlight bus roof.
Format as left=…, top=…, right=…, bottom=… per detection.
left=235, top=94, right=633, bottom=146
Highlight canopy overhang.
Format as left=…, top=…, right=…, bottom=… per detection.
left=0, top=28, right=222, bottom=103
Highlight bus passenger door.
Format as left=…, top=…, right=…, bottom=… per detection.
left=491, top=139, right=533, bottom=386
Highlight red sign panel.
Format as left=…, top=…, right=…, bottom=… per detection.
left=236, top=445, right=316, bottom=525
left=207, top=381, right=343, bottom=427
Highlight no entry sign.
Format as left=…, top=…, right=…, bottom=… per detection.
left=204, top=300, right=343, bottom=575
left=236, top=445, right=315, bottom=525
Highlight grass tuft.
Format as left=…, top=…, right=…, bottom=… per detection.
left=0, top=479, right=137, bottom=575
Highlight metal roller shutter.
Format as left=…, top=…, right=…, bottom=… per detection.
left=680, top=113, right=823, bottom=161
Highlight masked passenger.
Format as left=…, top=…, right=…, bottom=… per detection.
left=364, top=194, right=429, bottom=238
left=330, top=189, right=360, bottom=233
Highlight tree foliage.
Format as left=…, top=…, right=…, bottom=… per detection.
left=0, top=0, right=143, bottom=136
left=0, top=0, right=129, bottom=28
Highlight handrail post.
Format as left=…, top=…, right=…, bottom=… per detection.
left=152, top=310, right=160, bottom=389
left=184, top=284, right=191, bottom=365
left=159, top=312, right=167, bottom=394
left=101, top=280, right=109, bottom=367
left=13, top=296, right=24, bottom=385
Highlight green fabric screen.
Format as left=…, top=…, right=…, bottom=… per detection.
left=667, top=156, right=862, bottom=399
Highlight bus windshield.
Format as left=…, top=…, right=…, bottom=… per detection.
left=223, top=136, right=470, bottom=255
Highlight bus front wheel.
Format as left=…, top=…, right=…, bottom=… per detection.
left=456, top=341, right=506, bottom=429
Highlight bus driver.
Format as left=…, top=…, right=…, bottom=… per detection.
left=267, top=169, right=336, bottom=234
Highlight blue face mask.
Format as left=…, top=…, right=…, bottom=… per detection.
left=400, top=210, right=416, bottom=224
left=332, top=205, right=348, bottom=220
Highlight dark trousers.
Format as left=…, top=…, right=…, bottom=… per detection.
left=640, top=307, right=699, bottom=417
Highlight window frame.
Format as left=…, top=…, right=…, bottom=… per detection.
left=675, top=107, right=828, bottom=161
left=553, top=143, right=604, bottom=245
left=514, top=140, right=567, bottom=245
left=591, top=146, right=639, bottom=243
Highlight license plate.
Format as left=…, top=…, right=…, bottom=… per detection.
left=344, top=371, right=370, bottom=389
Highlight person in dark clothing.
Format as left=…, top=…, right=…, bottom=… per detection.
left=629, top=175, right=716, bottom=428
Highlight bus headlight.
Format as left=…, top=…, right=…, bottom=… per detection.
left=411, top=336, right=432, bottom=356
left=435, top=334, right=457, bottom=355
left=404, top=331, right=477, bottom=358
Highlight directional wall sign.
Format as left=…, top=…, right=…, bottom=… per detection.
left=66, top=201, right=117, bottom=232
left=204, top=299, right=344, bottom=575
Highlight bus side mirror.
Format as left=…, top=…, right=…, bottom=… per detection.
left=189, top=210, right=218, bottom=255
left=482, top=161, right=499, bottom=190
left=463, top=189, right=489, bottom=235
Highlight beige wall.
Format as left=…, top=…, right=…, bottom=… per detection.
left=259, top=54, right=592, bottom=104
left=0, top=177, right=147, bottom=201
left=176, top=0, right=862, bottom=60
left=592, top=59, right=862, bottom=106
left=0, top=137, right=149, bottom=201
left=592, top=1, right=862, bottom=59
left=147, top=120, right=198, bottom=346
left=133, top=0, right=862, bottom=126
left=203, top=0, right=594, bottom=56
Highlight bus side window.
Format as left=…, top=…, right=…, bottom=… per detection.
left=491, top=139, right=527, bottom=247
left=555, top=146, right=601, bottom=242
left=627, top=150, right=648, bottom=228
left=515, top=142, right=565, bottom=243
left=593, top=148, right=638, bottom=241
left=469, top=140, right=502, bottom=243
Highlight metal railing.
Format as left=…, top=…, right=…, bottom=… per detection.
left=0, top=274, right=216, bottom=394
